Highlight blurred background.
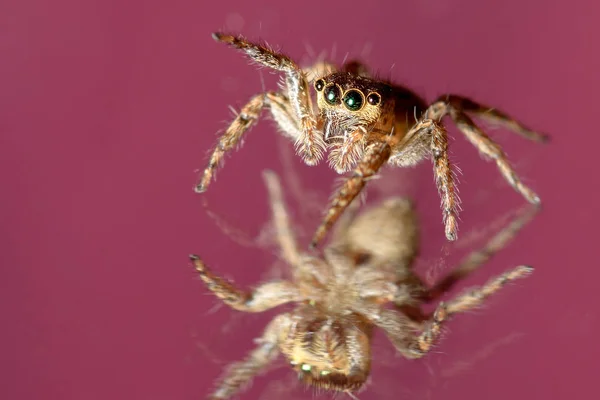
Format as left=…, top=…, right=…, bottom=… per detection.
left=2, top=0, right=599, bottom=399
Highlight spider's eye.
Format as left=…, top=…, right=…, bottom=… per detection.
left=367, top=92, right=381, bottom=106
left=314, top=79, right=325, bottom=91
left=324, top=84, right=342, bottom=105
left=301, top=364, right=312, bottom=372
left=343, top=89, right=364, bottom=111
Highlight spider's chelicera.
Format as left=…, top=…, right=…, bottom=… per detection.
left=195, top=32, right=548, bottom=247
left=191, top=171, right=537, bottom=399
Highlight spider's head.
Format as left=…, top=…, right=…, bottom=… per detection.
left=314, top=72, right=389, bottom=139
left=313, top=72, right=394, bottom=172
left=281, top=312, right=372, bottom=393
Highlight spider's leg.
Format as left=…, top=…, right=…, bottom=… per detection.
left=424, top=96, right=543, bottom=205
left=311, top=142, right=391, bottom=248
left=262, top=170, right=302, bottom=268
left=380, top=265, right=533, bottom=359
left=328, top=197, right=362, bottom=245
left=430, top=95, right=549, bottom=143
left=341, top=60, right=371, bottom=77
left=303, top=60, right=337, bottom=82
left=190, top=255, right=299, bottom=312
left=213, top=32, right=325, bottom=164
left=391, top=119, right=460, bottom=241
left=196, top=93, right=269, bottom=193
left=426, top=203, right=539, bottom=301
left=209, top=314, right=291, bottom=399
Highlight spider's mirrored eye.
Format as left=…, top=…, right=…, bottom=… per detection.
left=367, top=92, right=381, bottom=106
left=301, top=364, right=312, bottom=372
left=314, top=79, right=325, bottom=91
left=324, top=84, right=342, bottom=105
left=343, top=89, right=364, bottom=111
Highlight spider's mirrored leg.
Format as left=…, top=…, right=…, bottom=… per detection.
left=213, top=32, right=324, bottom=164
left=311, top=142, right=392, bottom=248
left=190, top=255, right=299, bottom=313
left=426, top=204, right=539, bottom=301
left=404, top=265, right=533, bottom=358
left=328, top=197, right=362, bottom=245
left=366, top=308, right=425, bottom=359
left=424, top=97, right=542, bottom=205
left=210, top=314, right=291, bottom=400
left=196, top=93, right=269, bottom=193
left=262, top=170, right=302, bottom=268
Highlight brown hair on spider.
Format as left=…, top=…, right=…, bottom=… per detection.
left=196, top=32, right=547, bottom=248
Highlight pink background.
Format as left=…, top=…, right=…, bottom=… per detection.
left=2, top=1, right=598, bottom=399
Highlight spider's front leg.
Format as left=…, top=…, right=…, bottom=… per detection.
left=212, top=32, right=325, bottom=164
left=190, top=255, right=300, bottom=312
left=311, top=142, right=391, bottom=248
left=209, top=313, right=292, bottom=399
left=196, top=93, right=270, bottom=193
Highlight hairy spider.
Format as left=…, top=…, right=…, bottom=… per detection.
left=196, top=32, right=547, bottom=247
left=191, top=170, right=537, bottom=399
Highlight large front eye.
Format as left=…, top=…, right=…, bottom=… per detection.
left=324, top=84, right=342, bottom=105
left=343, top=89, right=364, bottom=111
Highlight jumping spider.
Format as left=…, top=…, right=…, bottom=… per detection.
left=191, top=170, right=537, bottom=399
left=196, top=32, right=547, bottom=247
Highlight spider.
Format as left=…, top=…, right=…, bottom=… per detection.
left=196, top=32, right=547, bottom=247
left=191, top=170, right=537, bottom=399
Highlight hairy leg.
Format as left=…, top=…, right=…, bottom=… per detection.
left=311, top=142, right=392, bottom=248
left=377, top=266, right=533, bottom=359
left=190, top=255, right=299, bottom=312
left=196, top=93, right=268, bottom=193
left=209, top=314, right=291, bottom=399
left=425, top=95, right=544, bottom=205
left=262, top=170, right=302, bottom=268
left=433, top=95, right=548, bottom=143
left=427, top=204, right=539, bottom=301
left=391, top=119, right=459, bottom=241
left=213, top=32, right=325, bottom=164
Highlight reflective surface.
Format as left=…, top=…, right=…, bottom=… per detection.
left=2, top=1, right=597, bottom=399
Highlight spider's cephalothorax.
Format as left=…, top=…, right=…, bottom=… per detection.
left=282, top=307, right=373, bottom=392
left=191, top=171, right=537, bottom=399
left=313, top=72, right=423, bottom=174
left=196, top=32, right=548, bottom=246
